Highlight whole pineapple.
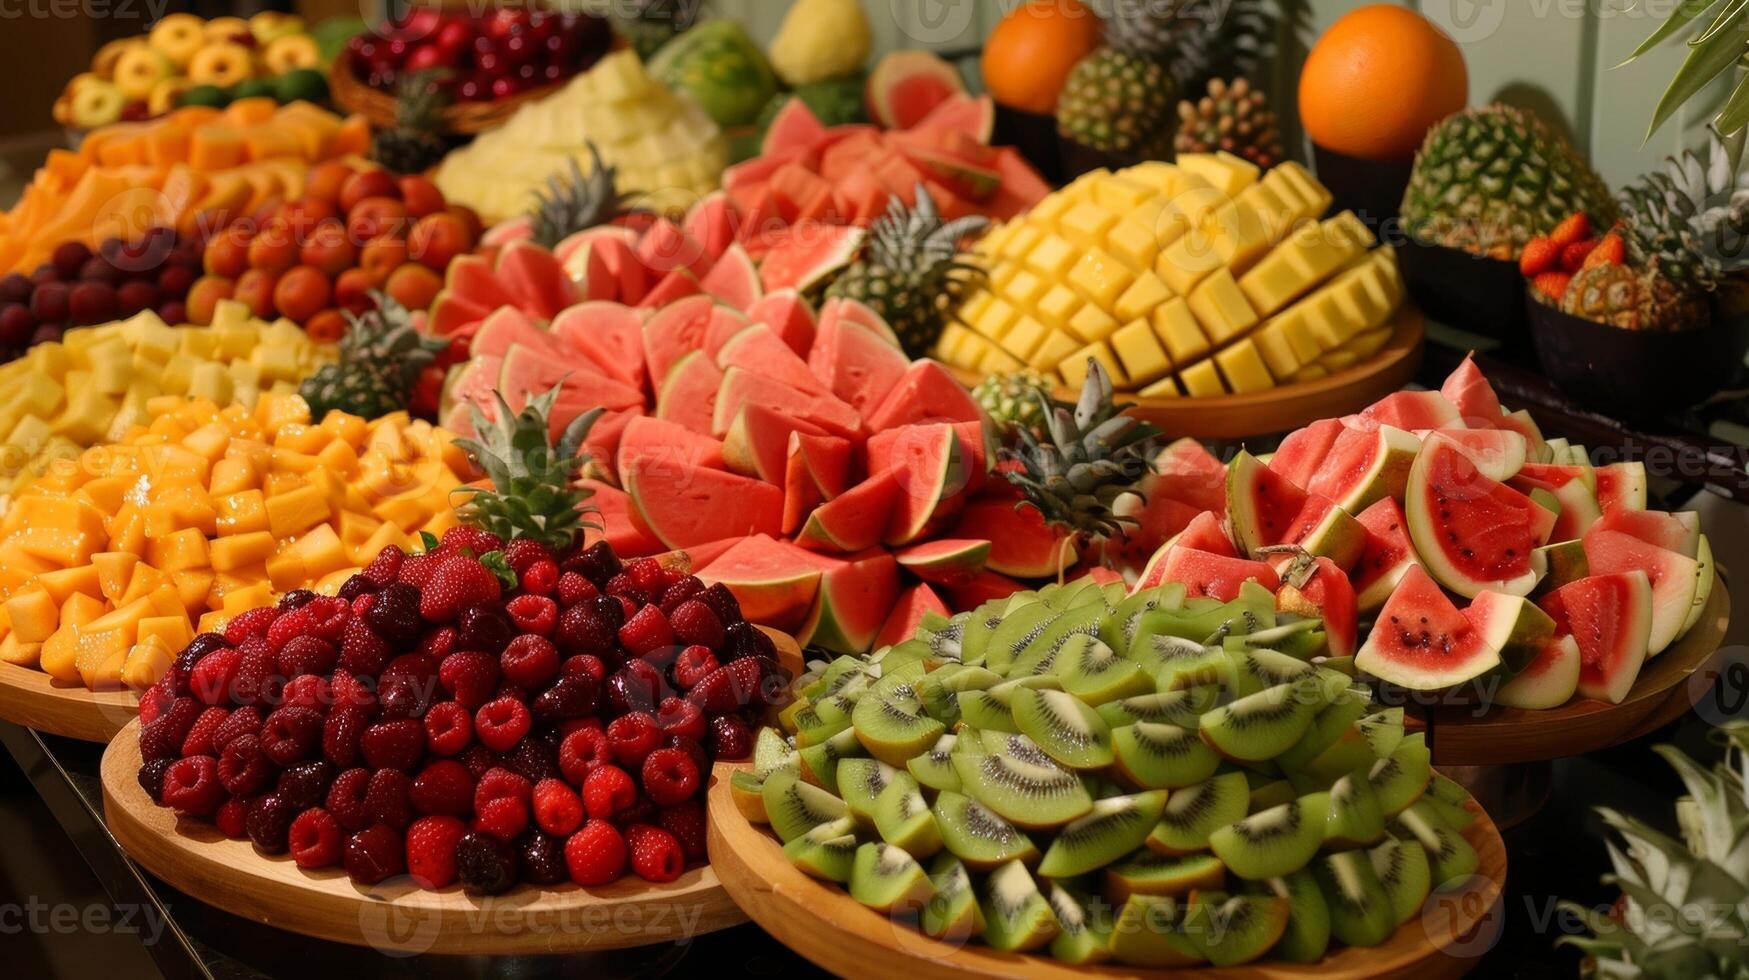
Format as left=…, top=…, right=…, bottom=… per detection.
left=1400, top=104, right=1617, bottom=259
left=1560, top=262, right=1710, bottom=331
left=453, top=385, right=601, bottom=553
left=974, top=369, right=1059, bottom=437
left=1101, top=0, right=1280, bottom=90
left=1174, top=77, right=1283, bottom=168
left=528, top=142, right=635, bottom=250
left=826, top=185, right=987, bottom=357
left=299, top=294, right=447, bottom=420
left=1617, top=130, right=1749, bottom=292
left=1057, top=46, right=1177, bottom=157
left=371, top=70, right=449, bottom=175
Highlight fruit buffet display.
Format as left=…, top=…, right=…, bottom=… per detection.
left=340, top=7, right=614, bottom=107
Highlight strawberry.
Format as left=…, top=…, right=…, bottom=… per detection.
left=1584, top=232, right=1626, bottom=268
left=1518, top=236, right=1561, bottom=276
left=1532, top=270, right=1573, bottom=302
left=1560, top=238, right=1598, bottom=272
left=1548, top=212, right=1591, bottom=249
left=421, top=556, right=502, bottom=623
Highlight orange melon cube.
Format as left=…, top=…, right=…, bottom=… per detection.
left=169, top=570, right=215, bottom=615
left=224, top=97, right=280, bottom=127
left=92, top=552, right=141, bottom=603
left=6, top=590, right=59, bottom=643
left=353, top=521, right=411, bottom=565
left=188, top=124, right=244, bottom=171
left=0, top=633, right=42, bottom=668
left=107, top=504, right=149, bottom=557
left=120, top=564, right=171, bottom=606
left=265, top=548, right=307, bottom=592
left=137, top=614, right=192, bottom=654
left=121, top=636, right=175, bottom=689
left=221, top=582, right=273, bottom=613
left=210, top=531, right=276, bottom=572
left=266, top=483, right=330, bottom=539
left=147, top=527, right=209, bottom=572
left=285, top=525, right=348, bottom=583
left=36, top=565, right=101, bottom=603
left=209, top=456, right=260, bottom=496
left=215, top=489, right=269, bottom=536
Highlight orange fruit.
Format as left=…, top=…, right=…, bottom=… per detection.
left=981, top=0, right=1103, bottom=116
left=1299, top=5, right=1468, bottom=162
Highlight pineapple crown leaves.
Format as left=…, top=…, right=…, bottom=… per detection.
left=867, top=184, right=990, bottom=272
left=450, top=384, right=602, bottom=552
left=527, top=142, right=643, bottom=250
left=393, top=68, right=453, bottom=127
left=1623, top=0, right=1749, bottom=139
left=344, top=291, right=449, bottom=364
left=999, top=359, right=1161, bottom=541
left=1619, top=128, right=1749, bottom=285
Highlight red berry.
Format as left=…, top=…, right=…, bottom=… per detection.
left=555, top=604, right=615, bottom=656
left=289, top=808, right=343, bottom=869
left=475, top=765, right=533, bottom=805
left=360, top=718, right=426, bottom=772
left=500, top=634, right=559, bottom=688
left=438, top=649, right=500, bottom=708
left=421, top=556, right=503, bottom=622
left=140, top=696, right=200, bottom=760
left=139, top=685, right=172, bottom=727
left=655, top=696, right=707, bottom=744
left=505, top=594, right=558, bottom=636
left=281, top=674, right=331, bottom=713
left=246, top=794, right=297, bottom=852
left=161, top=755, right=225, bottom=815
left=625, top=557, right=665, bottom=592
left=410, top=759, right=475, bottom=816
left=504, top=538, right=551, bottom=572
left=224, top=607, right=277, bottom=644
left=364, top=768, right=415, bottom=830
left=606, top=711, right=663, bottom=769
left=214, top=796, right=250, bottom=838
left=625, top=823, right=684, bottom=883
left=329, top=670, right=376, bottom=714
left=260, top=706, right=322, bottom=765
left=190, top=648, right=241, bottom=705
left=556, top=571, right=597, bottom=608
left=581, top=764, right=637, bottom=820
left=405, top=815, right=466, bottom=889
left=424, top=700, right=473, bottom=756
left=532, top=777, right=584, bottom=836
left=473, top=795, right=529, bottom=841
left=362, top=545, right=406, bottom=586
left=338, top=618, right=392, bottom=675
left=606, top=576, right=647, bottom=607
left=474, top=697, right=532, bottom=752
left=708, top=714, right=753, bottom=760
left=561, top=653, right=607, bottom=685
left=640, top=746, right=700, bottom=806
left=218, top=734, right=273, bottom=796
left=671, top=645, right=720, bottom=691
left=326, top=767, right=372, bottom=831
left=520, top=558, right=559, bottom=597
left=559, top=727, right=613, bottom=786
left=658, top=800, right=707, bottom=861
left=685, top=657, right=769, bottom=715
left=181, top=706, right=231, bottom=757
left=322, top=706, right=368, bottom=767
left=668, top=600, right=723, bottom=649
left=344, top=824, right=406, bottom=884
left=210, top=705, right=262, bottom=753
left=565, top=819, right=627, bottom=886
left=416, top=625, right=459, bottom=661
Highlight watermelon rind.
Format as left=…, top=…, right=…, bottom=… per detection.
left=1284, top=497, right=1367, bottom=573
left=1681, top=535, right=1716, bottom=639
left=1543, top=571, right=1653, bottom=704
left=1463, top=591, right=1556, bottom=675
left=1497, top=409, right=1551, bottom=464
left=1405, top=436, right=1542, bottom=599
left=1354, top=566, right=1502, bottom=691
left=893, top=538, right=992, bottom=586
left=1308, top=425, right=1419, bottom=513
left=1529, top=540, right=1588, bottom=595
left=1582, top=529, right=1700, bottom=657
left=1493, top=635, right=1580, bottom=710
left=1588, top=509, right=1700, bottom=559
left=797, top=551, right=901, bottom=655
left=1352, top=498, right=1419, bottom=614
left=1226, top=450, right=1304, bottom=559
left=1592, top=462, right=1647, bottom=514
left=1433, top=427, right=1527, bottom=483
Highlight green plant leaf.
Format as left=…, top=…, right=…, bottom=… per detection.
left=419, top=530, right=441, bottom=553
left=1624, top=0, right=1725, bottom=63
left=1717, top=71, right=1749, bottom=135
left=1696, top=0, right=1749, bottom=44
left=1648, top=8, right=1749, bottom=139
left=478, top=550, right=518, bottom=590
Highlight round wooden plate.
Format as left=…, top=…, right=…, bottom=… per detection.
left=952, top=308, right=1424, bottom=440
left=0, top=660, right=138, bottom=742
left=707, top=765, right=1508, bottom=980
left=102, top=720, right=748, bottom=955
left=1423, top=580, right=1732, bottom=767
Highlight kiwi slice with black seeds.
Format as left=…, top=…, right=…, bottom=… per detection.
left=1222, top=647, right=1319, bottom=698
left=1145, top=771, right=1249, bottom=854
left=932, top=789, right=1040, bottom=869
left=1046, top=882, right=1112, bottom=965
left=1111, top=722, right=1221, bottom=789
left=1355, top=706, right=1405, bottom=758
left=1275, top=693, right=1369, bottom=774
left=852, top=687, right=945, bottom=766
left=978, top=860, right=1059, bottom=952
left=1103, top=849, right=1226, bottom=903
left=1096, top=685, right=1221, bottom=728
left=1011, top=687, right=1114, bottom=770
left=1129, top=633, right=1231, bottom=690
left=762, top=771, right=849, bottom=843
left=1107, top=894, right=1206, bottom=967
left=1244, top=869, right=1330, bottom=963
left=753, top=726, right=799, bottom=778
left=797, top=726, right=866, bottom=795
left=919, top=853, right=983, bottom=941
left=907, top=733, right=962, bottom=793
left=1312, top=849, right=1397, bottom=947
left=871, top=771, right=944, bottom=858
left=782, top=815, right=859, bottom=882
left=1369, top=836, right=1433, bottom=927
left=1199, top=683, right=1319, bottom=762
left=1037, top=791, right=1167, bottom=878
left=1054, top=633, right=1152, bottom=705
left=1392, top=800, right=1479, bottom=886
left=1323, top=772, right=1388, bottom=849
left=957, top=600, right=1009, bottom=668
left=1423, top=773, right=1478, bottom=829
left=791, top=694, right=855, bottom=747
left=1100, top=583, right=1186, bottom=653
left=1368, top=732, right=1432, bottom=817
left=983, top=602, right=1061, bottom=676
left=849, top=841, right=935, bottom=913
left=950, top=743, right=1093, bottom=830
left=1181, top=891, right=1290, bottom=967
left=834, top=757, right=898, bottom=827
left=1208, top=792, right=1329, bottom=880
left=958, top=675, right=1061, bottom=733
left=1009, top=604, right=1105, bottom=677
left=1247, top=778, right=1296, bottom=813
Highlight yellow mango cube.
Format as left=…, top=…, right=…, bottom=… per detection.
left=1113, top=271, right=1174, bottom=325
left=1178, top=359, right=1227, bottom=398
left=1070, top=248, right=1135, bottom=310
left=1025, top=234, right=1077, bottom=279
left=1187, top=270, right=1261, bottom=347
left=1006, top=269, right=1048, bottom=308
left=1251, top=320, right=1304, bottom=381
left=1139, top=375, right=1184, bottom=398
left=1067, top=305, right=1120, bottom=344
left=120, top=636, right=175, bottom=689
left=1176, top=152, right=1259, bottom=197
left=1151, top=298, right=1211, bottom=364
left=1214, top=340, right=1276, bottom=394
left=1266, top=161, right=1334, bottom=221
left=1028, top=330, right=1081, bottom=373
left=1059, top=341, right=1128, bottom=390
left=998, top=225, right=1041, bottom=261
left=1203, top=199, right=1274, bottom=273
left=1155, top=236, right=1224, bottom=297
left=1034, top=286, right=1083, bottom=330
left=1110, top=319, right=1172, bottom=386
left=36, top=565, right=102, bottom=603
left=974, top=297, right=1019, bottom=340
left=1104, top=218, right=1162, bottom=271
left=1002, top=315, right=1050, bottom=361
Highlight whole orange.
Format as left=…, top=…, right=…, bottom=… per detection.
left=981, top=0, right=1103, bottom=116
left=1299, top=5, right=1468, bottom=162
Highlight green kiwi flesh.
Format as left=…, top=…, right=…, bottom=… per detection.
left=1245, top=870, right=1330, bottom=963
left=1054, top=633, right=1153, bottom=704
left=1423, top=773, right=1478, bottom=829
left=951, top=744, right=1093, bottom=830
left=1107, top=895, right=1206, bottom=967
left=919, top=853, right=983, bottom=941
left=907, top=733, right=963, bottom=793
left=1037, top=791, right=1167, bottom=878
left=1046, top=883, right=1112, bottom=965
left=1182, top=892, right=1290, bottom=967
left=982, top=602, right=1061, bottom=676
left=753, top=727, right=799, bottom=778
left=730, top=770, right=768, bottom=824
left=1011, top=687, right=1115, bottom=769
left=871, top=772, right=944, bottom=858
left=797, top=727, right=866, bottom=795
left=782, top=816, right=859, bottom=882
left=849, top=841, right=935, bottom=913
left=1222, top=647, right=1319, bottom=698
left=1312, top=849, right=1397, bottom=947
left=1368, top=732, right=1432, bottom=817
left=1369, top=836, right=1433, bottom=927
left=1275, top=694, right=1368, bottom=774
left=1355, top=707, right=1405, bottom=757
left=1103, top=850, right=1226, bottom=903
left=762, top=772, right=849, bottom=843
left=851, top=687, right=945, bottom=766
left=1111, top=722, right=1221, bottom=789
left=1247, top=778, right=1296, bottom=813
left=834, top=757, right=898, bottom=827
left=978, top=860, right=1059, bottom=952
left=1146, top=771, right=1249, bottom=854
left=1101, top=584, right=1186, bottom=653
left=1009, top=603, right=1105, bottom=677
left=931, top=790, right=1040, bottom=869
left=1096, top=686, right=1219, bottom=728
left=791, top=695, right=855, bottom=746
left=1323, top=772, right=1388, bottom=849
left=1198, top=683, right=1319, bottom=762
left=1129, top=633, right=1231, bottom=689
left=1392, top=801, right=1480, bottom=886
left=1208, top=792, right=1329, bottom=880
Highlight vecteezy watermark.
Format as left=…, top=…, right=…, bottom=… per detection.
left=0, top=898, right=170, bottom=944
left=891, top=0, right=978, bottom=45
left=0, top=0, right=168, bottom=20
left=1421, top=873, right=1505, bottom=959
left=1690, top=644, right=1749, bottom=730
left=356, top=882, right=715, bottom=956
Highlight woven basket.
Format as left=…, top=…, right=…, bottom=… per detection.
left=327, top=58, right=571, bottom=135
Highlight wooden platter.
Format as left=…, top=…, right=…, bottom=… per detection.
left=1424, top=580, right=1732, bottom=766
left=706, top=763, right=1508, bottom=980
left=0, top=660, right=138, bottom=742
left=951, top=307, right=1424, bottom=440
left=102, top=719, right=748, bottom=955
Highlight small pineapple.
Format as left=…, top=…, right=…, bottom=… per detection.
left=826, top=185, right=987, bottom=357
left=974, top=369, right=1059, bottom=437
left=1174, top=77, right=1283, bottom=168
left=1056, top=47, right=1178, bottom=157
left=1617, top=130, right=1749, bottom=292
left=1000, top=359, right=1160, bottom=543
left=452, top=385, right=601, bottom=553
left=527, top=142, right=634, bottom=250
left=299, top=294, right=447, bottom=420
left=371, top=70, right=449, bottom=175
left=1560, top=262, right=1710, bottom=331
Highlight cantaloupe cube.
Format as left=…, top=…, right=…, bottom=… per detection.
left=418, top=507, right=461, bottom=540
left=1111, top=319, right=1172, bottom=386
left=106, top=504, right=148, bottom=557
left=1151, top=298, right=1211, bottom=364
left=265, top=548, right=307, bottom=592
left=210, top=530, right=277, bottom=572
left=169, top=570, right=215, bottom=615
left=1178, top=359, right=1227, bottom=397
left=1187, top=270, right=1260, bottom=347
left=6, top=590, right=58, bottom=643
left=8, top=496, right=110, bottom=567
left=120, top=636, right=175, bottom=689
left=1070, top=248, right=1135, bottom=310
left=120, top=564, right=171, bottom=606
left=221, top=582, right=274, bottom=613
left=37, top=566, right=101, bottom=603
left=214, top=489, right=268, bottom=536
left=74, top=475, right=134, bottom=515
left=286, top=524, right=348, bottom=583
left=353, top=520, right=412, bottom=565
left=1214, top=340, right=1275, bottom=394
left=0, top=634, right=42, bottom=668
left=91, top=552, right=140, bottom=602
left=196, top=610, right=229, bottom=635
left=1067, top=305, right=1120, bottom=344
left=265, top=483, right=330, bottom=539
left=372, top=493, right=432, bottom=533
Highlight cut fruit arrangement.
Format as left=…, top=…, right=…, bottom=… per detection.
left=736, top=578, right=1486, bottom=967
left=0, top=224, right=207, bottom=356
left=129, top=389, right=768, bottom=892
left=343, top=8, right=613, bottom=102
left=936, top=153, right=1406, bottom=397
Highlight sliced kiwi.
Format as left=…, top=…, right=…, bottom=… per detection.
left=1245, top=870, right=1330, bottom=963
left=1275, top=694, right=1369, bottom=774
left=1039, top=883, right=1107, bottom=965
left=1368, top=732, right=1432, bottom=817
left=1103, top=850, right=1226, bottom=903
left=1208, top=792, right=1329, bottom=880
left=852, top=688, right=945, bottom=766
left=849, top=841, right=935, bottom=913
left=1137, top=583, right=1275, bottom=645
left=1145, top=771, right=1249, bottom=854
left=957, top=675, right=1060, bottom=733
left=878, top=639, right=938, bottom=676
left=1392, top=800, right=1479, bottom=886
left=800, top=656, right=870, bottom=701
left=1054, top=633, right=1153, bottom=705
left=976, top=729, right=1063, bottom=767
left=1012, top=687, right=1114, bottom=769
left=1129, top=633, right=1231, bottom=689
left=1101, top=583, right=1186, bottom=653
left=932, top=790, right=1040, bottom=869
left=1223, top=647, right=1319, bottom=698
left=834, top=757, right=898, bottom=827
left=1097, top=686, right=1220, bottom=728
left=951, top=744, right=1093, bottom=830
left=915, top=665, right=1001, bottom=726
left=1107, top=895, right=1206, bottom=967
left=1199, top=683, right=1318, bottom=762
left=1423, top=773, right=1478, bottom=830
left=871, top=772, right=943, bottom=858
left=1010, top=604, right=1105, bottom=677
left=730, top=770, right=768, bottom=824
left=1036, top=791, right=1167, bottom=879
left=983, top=602, right=1062, bottom=676
left=791, top=695, right=855, bottom=747
left=1247, top=778, right=1296, bottom=813
left=978, top=860, right=1059, bottom=952
left=782, top=815, right=859, bottom=882
left=1321, top=771, right=1386, bottom=850
left=1112, top=722, right=1221, bottom=789
left=1369, top=836, right=1433, bottom=927
left=907, top=733, right=962, bottom=793
left=1231, top=616, right=1325, bottom=658
left=1355, top=706, right=1405, bottom=758
left=1312, top=849, right=1397, bottom=947
left=1181, top=892, right=1290, bottom=967
left=919, top=853, right=983, bottom=941
left=753, top=727, right=799, bottom=778
left=798, top=727, right=867, bottom=795
left=762, top=771, right=849, bottom=843
left=956, top=600, right=1008, bottom=668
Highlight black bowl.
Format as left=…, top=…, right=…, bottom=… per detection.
left=1310, top=144, right=1412, bottom=238
left=1055, top=137, right=1158, bottom=182
left=1526, top=295, right=1749, bottom=418
left=1393, top=237, right=1528, bottom=350
left=993, top=105, right=1066, bottom=186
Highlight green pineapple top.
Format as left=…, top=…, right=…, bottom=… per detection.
left=451, top=385, right=601, bottom=552
left=298, top=293, right=446, bottom=420
left=825, top=185, right=986, bottom=356
left=528, top=142, right=633, bottom=250
left=1618, top=130, right=1749, bottom=292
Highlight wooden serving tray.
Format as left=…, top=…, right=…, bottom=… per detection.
left=1423, top=580, right=1733, bottom=766
left=706, top=762, right=1508, bottom=980
left=952, top=307, right=1424, bottom=440
left=0, top=660, right=138, bottom=742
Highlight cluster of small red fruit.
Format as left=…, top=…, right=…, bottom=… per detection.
left=134, top=528, right=779, bottom=893
left=192, top=164, right=482, bottom=341
left=0, top=227, right=202, bottom=354
left=349, top=8, right=613, bottom=102
left=1521, top=212, right=1625, bottom=302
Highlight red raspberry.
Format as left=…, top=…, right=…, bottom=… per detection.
left=265, top=603, right=327, bottom=653
left=560, top=653, right=606, bottom=685
left=218, top=734, right=273, bottom=795
left=140, top=696, right=201, bottom=760
left=531, top=778, right=583, bottom=836
left=617, top=605, right=674, bottom=657
left=698, top=583, right=744, bottom=626
left=260, top=706, right=322, bottom=765
left=289, top=808, right=342, bottom=869
left=224, top=607, right=277, bottom=645
left=349, top=591, right=376, bottom=616
left=437, top=650, right=499, bottom=708
left=324, top=768, right=371, bottom=831
left=460, top=745, right=507, bottom=780
left=473, top=796, right=528, bottom=841
left=329, top=670, right=377, bottom=714
left=276, top=635, right=338, bottom=679
left=559, top=727, right=613, bottom=786
left=565, top=819, right=627, bottom=886
left=344, top=824, right=405, bottom=884
left=625, top=823, right=684, bottom=883
left=668, top=600, right=723, bottom=649
left=640, top=747, right=700, bottom=806
left=415, top=625, right=458, bottom=661
left=405, top=815, right=466, bottom=889
left=209, top=705, right=262, bottom=753
left=139, top=684, right=171, bottom=726
left=606, top=711, right=663, bottom=769
left=190, top=648, right=241, bottom=706
left=161, top=756, right=225, bottom=815
left=554, top=605, right=615, bottom=657
left=501, top=634, right=560, bottom=689
left=606, top=576, right=647, bottom=607
left=214, top=796, right=250, bottom=838
left=364, top=768, right=414, bottom=830
left=360, top=719, right=426, bottom=772
left=281, top=674, right=331, bottom=713
left=658, top=800, right=707, bottom=860
left=421, top=556, right=502, bottom=623
left=659, top=576, right=704, bottom=612
left=686, top=658, right=769, bottom=715
left=424, top=701, right=473, bottom=756
left=322, top=706, right=367, bottom=767
left=555, top=571, right=597, bottom=608
left=708, top=714, right=753, bottom=760
left=666, top=734, right=709, bottom=780
left=474, top=766, right=532, bottom=806
left=655, top=697, right=707, bottom=744
left=361, top=545, right=405, bottom=586
left=338, top=617, right=392, bottom=675
left=505, top=595, right=558, bottom=636
left=410, top=759, right=475, bottom=816
left=474, top=697, right=531, bottom=752
left=504, top=538, right=551, bottom=572
left=520, top=558, right=559, bottom=597
left=671, top=645, right=719, bottom=691
left=625, top=557, right=665, bottom=594
left=582, top=764, right=638, bottom=820
left=180, top=706, right=231, bottom=758
left=229, top=642, right=276, bottom=707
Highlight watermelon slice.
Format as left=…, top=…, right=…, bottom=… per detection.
left=713, top=367, right=863, bottom=441
left=796, top=470, right=899, bottom=553
left=947, top=569, right=1028, bottom=608
left=1494, top=634, right=1582, bottom=709
left=789, top=431, right=852, bottom=500
left=1539, top=572, right=1654, bottom=704
left=1508, top=463, right=1601, bottom=542
left=809, top=311, right=911, bottom=421
left=761, top=98, right=829, bottom=158
left=867, top=51, right=966, bottom=130
left=443, top=253, right=518, bottom=312
left=1593, top=462, right=1648, bottom=514
left=617, top=416, right=727, bottom=482
left=952, top=497, right=1074, bottom=578
left=1405, top=435, right=1546, bottom=598
left=913, top=92, right=995, bottom=143
left=884, top=424, right=967, bottom=546
left=1587, top=510, right=1700, bottom=559
left=699, top=243, right=762, bottom=309
left=745, top=288, right=817, bottom=357
left=1352, top=391, right=1461, bottom=433
left=1226, top=450, right=1308, bottom=557
left=579, top=479, right=663, bottom=557
left=1462, top=590, right=1558, bottom=673
left=1352, top=498, right=1420, bottom=613
left=1101, top=492, right=1201, bottom=576
left=702, top=307, right=754, bottom=358
left=549, top=302, right=647, bottom=392
left=1354, top=565, right=1506, bottom=690
left=1431, top=426, right=1528, bottom=482
left=497, top=346, right=644, bottom=412
left=1582, top=530, right=1699, bottom=656
left=1269, top=419, right=1345, bottom=490
left=1150, top=438, right=1227, bottom=515
left=624, top=455, right=784, bottom=550
left=682, top=191, right=736, bottom=266
left=1280, top=494, right=1367, bottom=572
left=1274, top=554, right=1358, bottom=658
left=642, top=295, right=717, bottom=386
left=494, top=241, right=575, bottom=319
left=723, top=402, right=825, bottom=484
left=637, top=268, right=702, bottom=309
left=1305, top=424, right=1420, bottom=513
left=758, top=221, right=862, bottom=293
left=654, top=351, right=724, bottom=437
left=798, top=549, right=902, bottom=655
left=635, top=217, right=709, bottom=278
left=469, top=306, right=566, bottom=361
left=866, top=359, right=985, bottom=430
left=1168, top=511, right=1238, bottom=558
left=699, top=535, right=825, bottom=632
left=894, top=538, right=991, bottom=586
left=656, top=537, right=741, bottom=576
left=1133, top=546, right=1281, bottom=602
left=875, top=583, right=950, bottom=649
left=1440, top=353, right=1504, bottom=422
left=717, top=324, right=829, bottom=395
left=1494, top=410, right=1552, bottom=464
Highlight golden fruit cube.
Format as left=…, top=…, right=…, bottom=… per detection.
left=286, top=524, right=349, bottom=583
left=1214, top=340, right=1275, bottom=394
left=1300, top=294, right=1355, bottom=351
left=92, top=552, right=141, bottom=603
left=210, top=531, right=277, bottom=572
left=215, top=489, right=269, bottom=536
left=974, top=297, right=1019, bottom=341
left=169, top=570, right=215, bottom=615
left=372, top=493, right=433, bottom=533
left=221, top=582, right=274, bottom=614
left=1028, top=330, right=1081, bottom=372
left=1113, top=271, right=1174, bottom=325
left=1348, top=325, right=1394, bottom=360
left=999, top=225, right=1041, bottom=260
left=1151, top=298, right=1211, bottom=364
left=1026, top=233, right=1078, bottom=279
left=1070, top=248, right=1136, bottom=310
left=1178, top=359, right=1227, bottom=398
left=1005, top=269, right=1048, bottom=308
left=36, top=566, right=101, bottom=604
left=1234, top=181, right=1298, bottom=241
left=1321, top=349, right=1361, bottom=372
left=120, top=636, right=174, bottom=689
left=1059, top=341, right=1128, bottom=390
left=265, top=483, right=331, bottom=539
left=1267, top=161, right=1334, bottom=221
left=1138, top=375, right=1183, bottom=398
left=1177, top=152, right=1260, bottom=197
left=979, top=346, right=1024, bottom=373
left=1155, top=235, right=1224, bottom=297
left=1026, top=190, right=1074, bottom=229
left=1203, top=199, right=1274, bottom=274
left=1111, top=319, right=1172, bottom=386
left=60, top=591, right=106, bottom=630
left=1093, top=176, right=1153, bottom=211
left=1187, top=270, right=1261, bottom=347
left=147, top=527, right=209, bottom=572
left=1034, top=285, right=1083, bottom=330
left=354, top=520, right=413, bottom=565
left=1104, top=218, right=1162, bottom=272
left=1002, top=315, right=1050, bottom=361
left=958, top=290, right=993, bottom=326
left=1067, top=305, right=1121, bottom=344
left=6, top=590, right=59, bottom=643
left=0, top=633, right=41, bottom=668
left=1251, top=320, right=1304, bottom=381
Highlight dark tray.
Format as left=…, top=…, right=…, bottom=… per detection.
left=1526, top=294, right=1749, bottom=419
left=1394, top=237, right=1528, bottom=349
left=1311, top=143, right=1412, bottom=238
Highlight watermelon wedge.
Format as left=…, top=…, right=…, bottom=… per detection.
left=1305, top=424, right=1420, bottom=514
left=789, top=431, right=852, bottom=501
left=699, top=535, right=824, bottom=633
left=579, top=479, right=663, bottom=557
left=712, top=367, right=863, bottom=441
left=1494, top=634, right=1581, bottom=709
left=893, top=538, right=991, bottom=586
left=865, top=360, right=984, bottom=430
left=1440, top=353, right=1504, bottom=422
left=798, top=549, right=902, bottom=655
left=796, top=470, right=899, bottom=553
left=655, top=351, right=724, bottom=436
left=642, top=295, right=717, bottom=386
left=1352, top=498, right=1420, bottom=613
left=1150, top=438, right=1227, bottom=515
left=617, top=416, right=727, bottom=481
left=1405, top=435, right=1546, bottom=598
left=623, top=455, right=783, bottom=550
left=723, top=403, right=825, bottom=484
left=1594, top=462, right=1648, bottom=514
left=1133, top=546, right=1281, bottom=601
left=1582, top=530, right=1699, bottom=656
left=745, top=288, right=817, bottom=356
left=1354, top=565, right=1503, bottom=691
left=952, top=497, right=1073, bottom=578
left=1538, top=572, right=1654, bottom=704
left=808, top=309, right=911, bottom=422
left=549, top=302, right=647, bottom=392
left=1168, top=511, right=1238, bottom=558
left=1269, top=419, right=1345, bottom=490
left=717, top=324, right=829, bottom=395
left=1352, top=390, right=1461, bottom=433
left=875, top=583, right=950, bottom=649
